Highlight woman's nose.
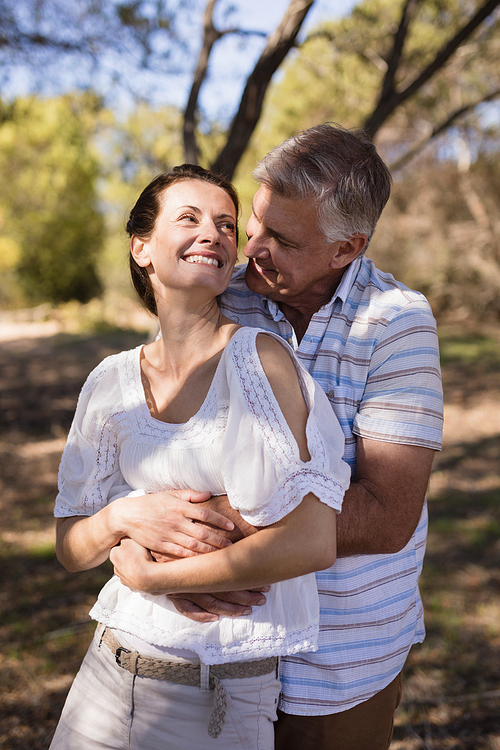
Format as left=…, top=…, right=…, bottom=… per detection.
left=199, top=220, right=220, bottom=244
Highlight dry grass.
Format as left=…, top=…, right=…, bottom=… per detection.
left=391, top=322, right=500, bottom=749
left=0, top=317, right=499, bottom=749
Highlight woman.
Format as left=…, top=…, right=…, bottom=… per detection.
left=50, top=165, right=350, bottom=750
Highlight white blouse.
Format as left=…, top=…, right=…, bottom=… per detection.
left=55, top=327, right=350, bottom=664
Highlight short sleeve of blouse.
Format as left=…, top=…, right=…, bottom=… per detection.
left=220, top=329, right=351, bottom=527
left=54, top=353, right=133, bottom=517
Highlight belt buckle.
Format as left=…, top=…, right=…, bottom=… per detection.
left=115, top=646, right=131, bottom=667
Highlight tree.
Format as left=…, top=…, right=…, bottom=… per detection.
left=247, top=0, right=500, bottom=170
left=1, top=0, right=499, bottom=179
left=0, top=93, right=105, bottom=305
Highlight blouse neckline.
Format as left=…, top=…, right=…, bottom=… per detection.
left=135, top=343, right=226, bottom=428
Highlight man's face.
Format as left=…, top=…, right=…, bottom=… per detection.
left=243, top=185, right=346, bottom=312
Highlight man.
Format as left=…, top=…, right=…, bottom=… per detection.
left=171, top=123, right=443, bottom=749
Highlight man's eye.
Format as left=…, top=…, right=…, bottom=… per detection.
left=276, top=237, right=293, bottom=249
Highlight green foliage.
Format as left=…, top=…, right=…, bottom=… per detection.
left=368, top=134, right=500, bottom=318
left=94, top=103, right=184, bottom=297
left=253, top=0, right=500, bottom=159
left=0, top=92, right=105, bottom=305
left=439, top=331, right=500, bottom=368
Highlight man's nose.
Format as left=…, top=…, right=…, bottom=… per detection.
left=244, top=229, right=270, bottom=259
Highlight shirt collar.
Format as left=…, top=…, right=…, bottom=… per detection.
left=262, top=256, right=363, bottom=321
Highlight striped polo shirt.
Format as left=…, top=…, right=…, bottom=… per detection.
left=219, top=255, right=443, bottom=715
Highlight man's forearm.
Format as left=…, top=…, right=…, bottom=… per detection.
left=336, top=440, right=436, bottom=557
left=334, top=480, right=398, bottom=556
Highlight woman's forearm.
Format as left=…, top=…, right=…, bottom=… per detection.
left=111, top=493, right=337, bottom=595
left=56, top=505, right=122, bottom=572
left=55, top=489, right=236, bottom=572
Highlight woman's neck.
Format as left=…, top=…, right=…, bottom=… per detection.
left=140, top=297, right=239, bottom=423
left=149, top=296, right=235, bottom=377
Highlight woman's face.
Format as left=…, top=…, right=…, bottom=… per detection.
left=132, top=178, right=238, bottom=300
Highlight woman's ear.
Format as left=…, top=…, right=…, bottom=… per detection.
left=130, top=235, right=152, bottom=268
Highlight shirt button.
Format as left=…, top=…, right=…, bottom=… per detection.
left=327, top=389, right=335, bottom=399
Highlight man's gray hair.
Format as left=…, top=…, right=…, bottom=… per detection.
left=253, top=123, right=392, bottom=244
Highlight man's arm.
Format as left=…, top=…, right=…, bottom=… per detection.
left=337, top=438, right=436, bottom=556
left=183, top=438, right=435, bottom=557
left=170, top=438, right=435, bottom=619
left=195, top=439, right=435, bottom=558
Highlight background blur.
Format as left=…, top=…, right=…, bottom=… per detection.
left=1, top=1, right=500, bottom=748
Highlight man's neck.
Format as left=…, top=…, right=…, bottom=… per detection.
left=278, top=303, right=313, bottom=343
left=277, top=278, right=341, bottom=343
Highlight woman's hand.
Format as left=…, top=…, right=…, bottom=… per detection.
left=111, top=489, right=236, bottom=559
left=110, top=538, right=163, bottom=594
left=55, top=489, right=236, bottom=574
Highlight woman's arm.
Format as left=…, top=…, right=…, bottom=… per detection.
left=110, top=334, right=339, bottom=594
left=111, top=492, right=335, bottom=594
left=55, top=489, right=235, bottom=572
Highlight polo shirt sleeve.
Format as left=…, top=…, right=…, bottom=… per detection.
left=353, top=299, right=443, bottom=450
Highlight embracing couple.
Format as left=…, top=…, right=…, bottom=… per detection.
left=50, top=123, right=443, bottom=750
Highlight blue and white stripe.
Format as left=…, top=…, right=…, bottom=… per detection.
left=219, top=256, right=443, bottom=715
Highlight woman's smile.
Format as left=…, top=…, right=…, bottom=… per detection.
left=182, top=252, right=223, bottom=268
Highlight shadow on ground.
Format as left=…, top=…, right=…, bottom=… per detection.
left=1, top=325, right=499, bottom=749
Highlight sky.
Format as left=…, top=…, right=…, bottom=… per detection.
left=196, top=0, right=359, bottom=122
left=1, top=0, right=359, bottom=123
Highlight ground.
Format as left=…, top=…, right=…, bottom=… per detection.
left=0, top=317, right=499, bottom=750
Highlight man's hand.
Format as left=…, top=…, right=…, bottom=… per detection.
left=164, top=494, right=263, bottom=621
left=193, top=494, right=259, bottom=543
left=169, top=588, right=270, bottom=622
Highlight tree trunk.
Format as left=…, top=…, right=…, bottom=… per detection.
left=210, top=0, right=314, bottom=179
left=183, top=0, right=220, bottom=165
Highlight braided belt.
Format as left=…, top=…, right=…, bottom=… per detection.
left=100, top=627, right=278, bottom=739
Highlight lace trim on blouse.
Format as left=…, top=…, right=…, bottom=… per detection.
left=120, top=345, right=229, bottom=447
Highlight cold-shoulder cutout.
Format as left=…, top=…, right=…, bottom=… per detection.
left=255, top=332, right=310, bottom=463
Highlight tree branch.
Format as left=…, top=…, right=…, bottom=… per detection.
left=379, top=0, right=422, bottom=103
left=183, top=0, right=221, bottom=165
left=364, top=0, right=500, bottom=137
left=182, top=2, right=271, bottom=165
left=0, top=31, right=90, bottom=52
left=211, top=0, right=315, bottom=180
left=389, top=87, right=500, bottom=172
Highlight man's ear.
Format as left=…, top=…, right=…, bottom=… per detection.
left=130, top=235, right=151, bottom=268
left=329, top=234, right=367, bottom=269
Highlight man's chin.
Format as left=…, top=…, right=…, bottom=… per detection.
left=244, top=260, right=274, bottom=295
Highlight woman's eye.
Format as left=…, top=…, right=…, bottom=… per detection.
left=179, top=214, right=196, bottom=222
left=221, top=222, right=236, bottom=232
